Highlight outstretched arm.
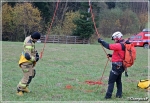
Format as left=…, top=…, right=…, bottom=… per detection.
left=98, top=38, right=110, bottom=49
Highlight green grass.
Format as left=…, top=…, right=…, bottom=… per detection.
left=2, top=40, right=149, bottom=102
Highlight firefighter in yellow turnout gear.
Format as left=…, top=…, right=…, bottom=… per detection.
left=17, top=32, right=41, bottom=96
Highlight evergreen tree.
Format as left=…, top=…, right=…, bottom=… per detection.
left=105, top=2, right=115, bottom=9
left=73, top=2, right=94, bottom=39
left=7, top=2, right=16, bottom=7
left=33, top=2, right=54, bottom=34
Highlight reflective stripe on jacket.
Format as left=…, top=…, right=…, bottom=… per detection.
left=18, top=35, right=36, bottom=67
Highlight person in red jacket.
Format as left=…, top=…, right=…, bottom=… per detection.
left=98, top=31, right=125, bottom=99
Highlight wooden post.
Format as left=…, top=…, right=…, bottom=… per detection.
left=66, top=36, right=68, bottom=44
left=53, top=35, right=55, bottom=43
left=75, top=36, right=76, bottom=44
left=58, top=35, right=60, bottom=43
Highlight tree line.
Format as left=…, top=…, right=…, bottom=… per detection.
left=2, top=2, right=149, bottom=41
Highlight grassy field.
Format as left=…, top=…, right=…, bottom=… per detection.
left=2, top=40, right=149, bottom=102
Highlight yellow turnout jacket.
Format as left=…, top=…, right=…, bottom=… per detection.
left=19, top=35, right=36, bottom=67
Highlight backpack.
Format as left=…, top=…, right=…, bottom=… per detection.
left=120, top=40, right=136, bottom=68
left=137, top=79, right=150, bottom=89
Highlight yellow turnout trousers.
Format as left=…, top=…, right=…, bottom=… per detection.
left=17, top=62, right=35, bottom=91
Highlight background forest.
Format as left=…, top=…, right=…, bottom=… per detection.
left=2, top=1, right=149, bottom=42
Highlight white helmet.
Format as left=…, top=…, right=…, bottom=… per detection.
left=112, top=31, right=123, bottom=40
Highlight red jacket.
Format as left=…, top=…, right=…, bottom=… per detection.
left=109, top=43, right=125, bottom=62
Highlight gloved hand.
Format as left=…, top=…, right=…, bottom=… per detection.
left=107, top=54, right=112, bottom=58
left=98, top=38, right=103, bottom=43
left=36, top=51, right=39, bottom=62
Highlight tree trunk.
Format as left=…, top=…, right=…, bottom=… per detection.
left=60, top=0, right=68, bottom=26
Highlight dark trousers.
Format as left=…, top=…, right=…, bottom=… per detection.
left=105, top=63, right=124, bottom=98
